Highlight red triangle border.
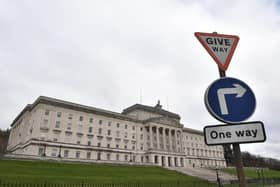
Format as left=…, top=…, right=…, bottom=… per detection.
left=194, top=32, right=239, bottom=71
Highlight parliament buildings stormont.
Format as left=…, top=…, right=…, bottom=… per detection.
left=6, top=96, right=226, bottom=168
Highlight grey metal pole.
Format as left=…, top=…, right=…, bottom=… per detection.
left=233, top=143, right=246, bottom=187
left=218, top=65, right=246, bottom=187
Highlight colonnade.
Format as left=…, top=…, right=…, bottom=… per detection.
left=151, top=154, right=184, bottom=167
left=146, top=125, right=183, bottom=152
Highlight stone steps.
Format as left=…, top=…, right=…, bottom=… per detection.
left=168, top=166, right=237, bottom=182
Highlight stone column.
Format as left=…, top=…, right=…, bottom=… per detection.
left=162, top=128, right=166, bottom=151
left=156, top=126, right=160, bottom=150
left=169, top=129, right=172, bottom=151
left=158, top=155, right=162, bottom=166
left=170, top=156, right=174, bottom=167
left=150, top=154, right=154, bottom=164
left=180, top=130, right=183, bottom=153
left=149, top=126, right=153, bottom=149
left=174, top=130, right=178, bottom=152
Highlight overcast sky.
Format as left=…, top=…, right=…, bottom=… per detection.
left=1, top=0, right=280, bottom=159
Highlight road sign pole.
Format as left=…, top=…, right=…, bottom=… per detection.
left=219, top=67, right=226, bottom=77
left=217, top=65, right=246, bottom=187
left=233, top=143, right=246, bottom=187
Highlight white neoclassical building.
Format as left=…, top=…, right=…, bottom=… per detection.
left=6, top=96, right=226, bottom=168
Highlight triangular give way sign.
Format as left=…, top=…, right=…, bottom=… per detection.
left=194, top=32, right=239, bottom=71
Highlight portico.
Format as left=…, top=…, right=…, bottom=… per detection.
left=143, top=117, right=185, bottom=167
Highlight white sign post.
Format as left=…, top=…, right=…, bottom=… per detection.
left=204, top=121, right=266, bottom=145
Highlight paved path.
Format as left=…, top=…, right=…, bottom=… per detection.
left=168, top=167, right=237, bottom=182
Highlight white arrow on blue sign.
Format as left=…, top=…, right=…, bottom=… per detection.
left=205, top=77, right=256, bottom=123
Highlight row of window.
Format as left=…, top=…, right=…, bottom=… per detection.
left=44, top=110, right=137, bottom=130
left=41, top=128, right=138, bottom=140
left=41, top=135, right=140, bottom=150
left=185, top=135, right=202, bottom=141
left=187, top=159, right=226, bottom=167
left=38, top=148, right=185, bottom=164
left=39, top=147, right=135, bottom=162
left=186, top=148, right=223, bottom=158
left=184, top=142, right=221, bottom=151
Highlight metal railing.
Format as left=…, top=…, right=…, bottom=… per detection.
left=1, top=179, right=280, bottom=187
left=0, top=181, right=217, bottom=187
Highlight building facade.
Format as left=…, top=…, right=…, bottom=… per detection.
left=6, top=96, right=226, bottom=168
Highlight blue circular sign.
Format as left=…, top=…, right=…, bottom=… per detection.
left=205, top=77, right=256, bottom=123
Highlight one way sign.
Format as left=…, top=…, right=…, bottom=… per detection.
left=195, top=32, right=239, bottom=71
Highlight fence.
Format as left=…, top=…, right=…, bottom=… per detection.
left=1, top=179, right=280, bottom=187
left=0, top=181, right=218, bottom=187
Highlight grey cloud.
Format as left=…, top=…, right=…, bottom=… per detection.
left=0, top=0, right=280, bottom=159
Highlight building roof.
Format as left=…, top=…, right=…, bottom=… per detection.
left=183, top=127, right=203, bottom=135
left=11, top=96, right=142, bottom=127
left=11, top=96, right=182, bottom=128
left=122, top=103, right=181, bottom=120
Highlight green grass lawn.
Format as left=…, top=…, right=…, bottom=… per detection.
left=1, top=160, right=280, bottom=187
left=0, top=159, right=208, bottom=185
left=222, top=167, right=280, bottom=179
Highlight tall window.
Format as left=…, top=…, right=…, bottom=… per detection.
left=45, top=110, right=50, bottom=115
left=107, top=153, right=110, bottom=160
left=116, top=154, right=119, bottom=161
left=98, top=128, right=102, bottom=134
left=99, top=120, right=102, bottom=125
left=125, top=124, right=128, bottom=129
left=57, top=112, right=62, bottom=117
left=38, top=147, right=44, bottom=156
left=55, top=121, right=60, bottom=128
left=88, top=127, right=93, bottom=133
left=89, top=118, right=93, bottom=123
left=79, top=116, right=83, bottom=121
left=97, top=152, right=101, bottom=160
left=64, top=150, right=69, bottom=158
left=76, top=151, right=80, bottom=158
left=107, top=130, right=111, bottom=136
left=116, top=123, right=120, bottom=128
left=68, top=114, right=73, bottom=120
left=116, top=131, right=120, bottom=137
left=87, top=152, right=91, bottom=159
left=67, top=123, right=72, bottom=130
